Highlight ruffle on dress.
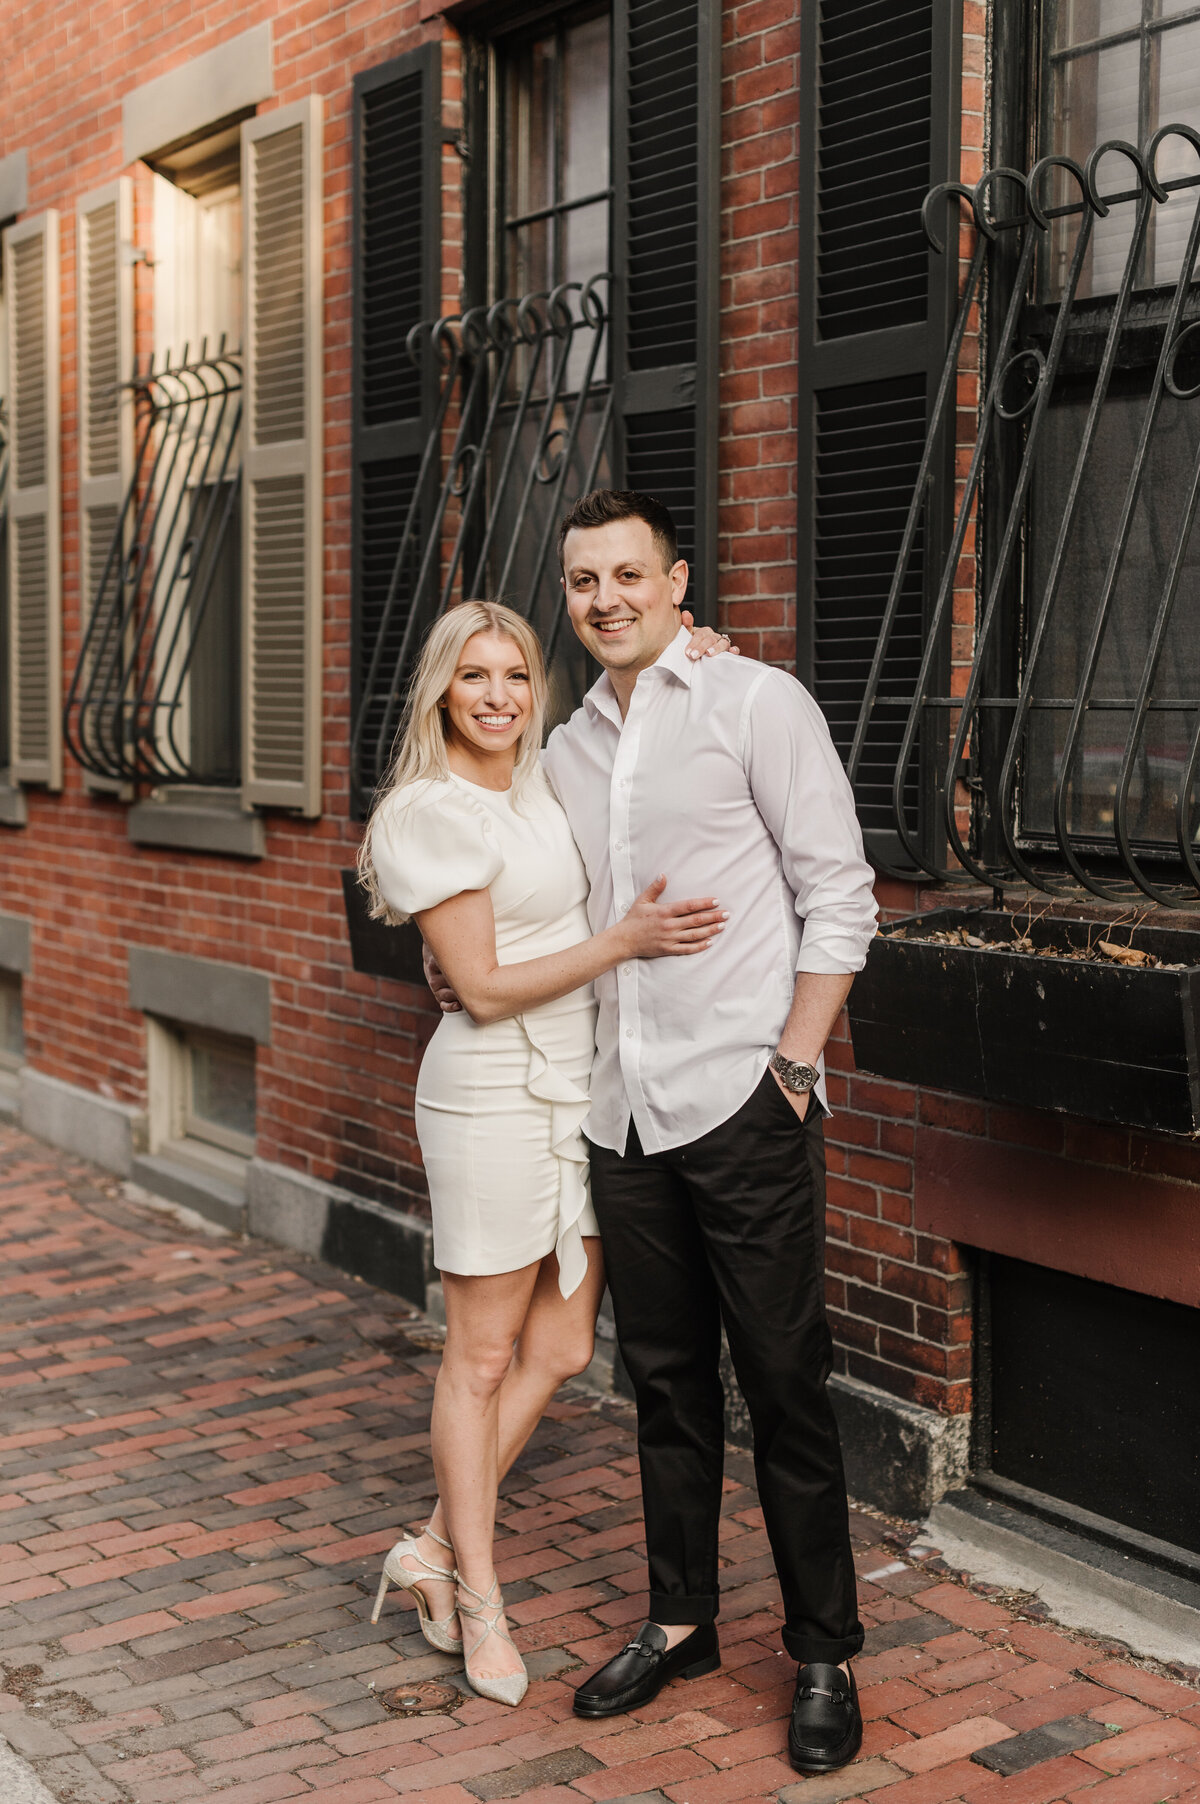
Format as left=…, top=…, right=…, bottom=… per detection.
left=522, top=1014, right=592, bottom=1299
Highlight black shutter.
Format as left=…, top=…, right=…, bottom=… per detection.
left=350, top=44, right=440, bottom=815
left=612, top=0, right=719, bottom=618
left=797, top=0, right=962, bottom=852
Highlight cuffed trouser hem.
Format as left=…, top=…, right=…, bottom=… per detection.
left=648, top=1592, right=719, bottom=1627
left=782, top=1627, right=865, bottom=1664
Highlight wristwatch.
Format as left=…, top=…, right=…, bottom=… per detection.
left=770, top=1051, right=820, bottom=1094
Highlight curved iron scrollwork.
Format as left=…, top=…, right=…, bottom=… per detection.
left=856, top=129, right=1200, bottom=906
left=351, top=274, right=612, bottom=804
left=64, top=345, right=242, bottom=786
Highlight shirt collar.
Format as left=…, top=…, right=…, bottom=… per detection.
left=583, top=623, right=696, bottom=723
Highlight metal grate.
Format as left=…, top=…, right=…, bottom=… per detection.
left=63, top=348, right=243, bottom=785
left=350, top=278, right=613, bottom=800
left=853, top=130, right=1200, bottom=905
left=625, top=0, right=699, bottom=369
left=816, top=0, right=933, bottom=340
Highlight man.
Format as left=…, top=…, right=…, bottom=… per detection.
left=433, top=489, right=877, bottom=1773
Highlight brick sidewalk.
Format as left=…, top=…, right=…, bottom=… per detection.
left=0, top=1122, right=1196, bottom=1804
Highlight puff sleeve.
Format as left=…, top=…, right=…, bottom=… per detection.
left=370, top=781, right=505, bottom=921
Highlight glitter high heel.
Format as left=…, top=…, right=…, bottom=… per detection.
left=370, top=1526, right=461, bottom=1653
left=456, top=1574, right=528, bottom=1707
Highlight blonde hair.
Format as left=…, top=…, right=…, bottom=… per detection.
left=357, top=600, right=548, bottom=923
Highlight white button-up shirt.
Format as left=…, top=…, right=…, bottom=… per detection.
left=542, top=627, right=878, bottom=1154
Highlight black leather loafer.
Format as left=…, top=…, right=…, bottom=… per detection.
left=573, top=1621, right=720, bottom=1718
left=788, top=1661, right=863, bottom=1773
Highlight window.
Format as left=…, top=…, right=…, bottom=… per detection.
left=148, top=1019, right=256, bottom=1187
left=349, top=5, right=721, bottom=813
left=0, top=971, right=22, bottom=1072
left=499, top=11, right=611, bottom=326
left=840, top=2, right=1200, bottom=902
left=1022, top=3, right=1200, bottom=869
left=64, top=99, right=325, bottom=817
left=1045, top=1, right=1200, bottom=299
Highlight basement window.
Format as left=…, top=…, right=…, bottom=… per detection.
left=149, top=1019, right=256, bottom=1188
left=0, top=971, right=22, bottom=1066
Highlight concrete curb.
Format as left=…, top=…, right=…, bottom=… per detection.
left=0, top=1734, right=61, bottom=1804
left=925, top=1493, right=1200, bottom=1668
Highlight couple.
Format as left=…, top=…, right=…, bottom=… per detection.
left=357, top=488, right=878, bottom=1774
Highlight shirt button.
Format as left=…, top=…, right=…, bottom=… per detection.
left=625, top=1027, right=634, bottom=1039
left=620, top=777, right=630, bottom=787
left=614, top=840, right=625, bottom=851
left=622, top=965, right=632, bottom=975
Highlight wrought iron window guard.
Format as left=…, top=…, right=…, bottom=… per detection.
left=63, top=345, right=242, bottom=786
left=855, top=126, right=1200, bottom=907
left=351, top=275, right=611, bottom=803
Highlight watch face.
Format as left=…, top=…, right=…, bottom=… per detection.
left=773, top=1054, right=817, bottom=1092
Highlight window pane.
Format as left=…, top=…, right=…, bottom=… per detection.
left=563, top=14, right=610, bottom=201
left=1048, top=40, right=1141, bottom=297
left=190, top=1037, right=256, bottom=1141
left=0, top=976, right=22, bottom=1063
left=1048, top=0, right=1143, bottom=49
left=507, top=217, right=552, bottom=299
left=505, top=36, right=555, bottom=224
left=1151, top=22, right=1200, bottom=285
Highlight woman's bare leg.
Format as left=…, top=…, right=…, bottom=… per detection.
left=418, top=1240, right=605, bottom=1661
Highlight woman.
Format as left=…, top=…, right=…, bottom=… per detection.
left=357, top=600, right=728, bottom=1706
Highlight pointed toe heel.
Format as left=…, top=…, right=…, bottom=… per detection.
left=456, top=1575, right=529, bottom=1707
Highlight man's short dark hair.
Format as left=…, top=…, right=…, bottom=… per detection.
left=557, top=489, right=679, bottom=574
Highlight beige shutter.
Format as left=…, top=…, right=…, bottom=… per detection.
left=241, top=97, right=324, bottom=814
left=77, top=180, right=134, bottom=790
left=3, top=212, right=61, bottom=788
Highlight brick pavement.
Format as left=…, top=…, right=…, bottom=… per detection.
left=0, top=1121, right=1196, bottom=1804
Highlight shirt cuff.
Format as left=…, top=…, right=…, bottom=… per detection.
left=794, top=929, right=876, bottom=975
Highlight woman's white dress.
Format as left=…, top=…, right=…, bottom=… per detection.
left=371, top=768, right=599, bottom=1299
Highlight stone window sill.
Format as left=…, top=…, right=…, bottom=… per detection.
left=127, top=788, right=265, bottom=859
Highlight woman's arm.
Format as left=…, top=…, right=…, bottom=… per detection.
left=416, top=877, right=725, bottom=1026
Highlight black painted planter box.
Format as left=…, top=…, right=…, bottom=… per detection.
left=847, top=908, right=1200, bottom=1136
left=340, top=869, right=426, bottom=987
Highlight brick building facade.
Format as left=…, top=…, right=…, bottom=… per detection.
left=2, top=0, right=1197, bottom=1571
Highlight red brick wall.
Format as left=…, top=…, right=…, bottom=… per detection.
left=7, top=0, right=1195, bottom=1428
left=1, top=0, right=442, bottom=1209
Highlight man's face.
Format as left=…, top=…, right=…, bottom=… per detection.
left=561, top=518, right=688, bottom=676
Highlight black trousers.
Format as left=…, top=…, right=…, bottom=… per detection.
left=587, top=1070, right=864, bottom=1665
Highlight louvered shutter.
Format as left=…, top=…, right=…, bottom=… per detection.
left=77, top=181, right=133, bottom=792
left=350, top=44, right=440, bottom=816
left=241, top=97, right=324, bottom=814
left=797, top=0, right=962, bottom=846
left=3, top=213, right=61, bottom=789
left=612, top=0, right=719, bottom=618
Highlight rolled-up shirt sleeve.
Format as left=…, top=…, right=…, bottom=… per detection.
left=741, top=667, right=878, bottom=974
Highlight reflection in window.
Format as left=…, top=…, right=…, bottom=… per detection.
left=1045, top=1, right=1200, bottom=298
